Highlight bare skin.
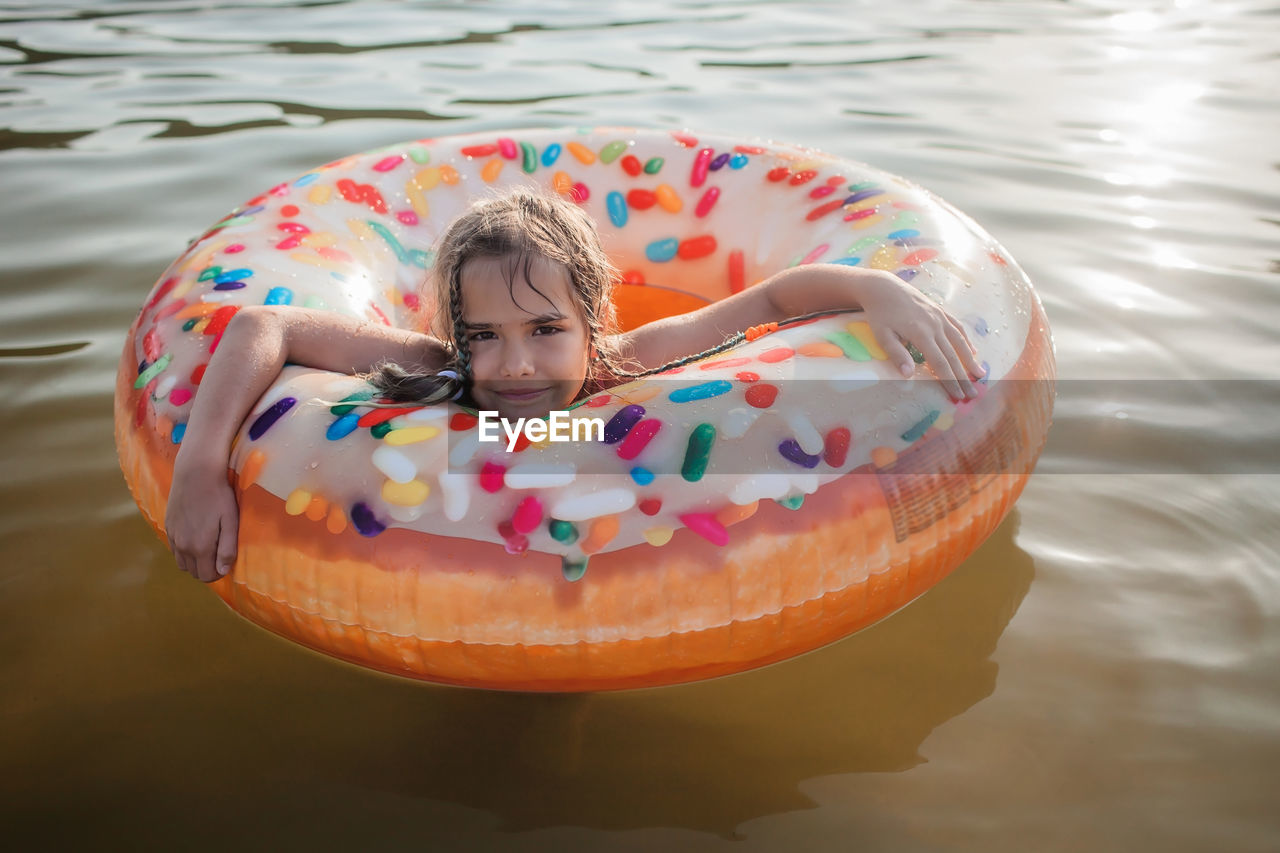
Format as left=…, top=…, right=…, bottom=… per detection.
left=165, top=262, right=982, bottom=582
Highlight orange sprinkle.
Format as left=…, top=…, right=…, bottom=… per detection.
left=481, top=157, right=504, bottom=183
left=439, top=164, right=460, bottom=185
left=798, top=341, right=844, bottom=358
left=871, top=446, right=898, bottom=469
left=304, top=495, right=329, bottom=521
left=744, top=322, right=778, bottom=342
left=239, top=450, right=266, bottom=489
left=552, top=170, right=573, bottom=194
left=567, top=141, right=596, bottom=164
left=715, top=501, right=759, bottom=527
left=325, top=505, right=348, bottom=535
left=580, top=515, right=619, bottom=555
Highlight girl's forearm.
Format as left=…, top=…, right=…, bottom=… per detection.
left=762, top=264, right=890, bottom=319
left=172, top=308, right=287, bottom=476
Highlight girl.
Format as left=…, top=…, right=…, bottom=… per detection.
left=167, top=189, right=983, bottom=582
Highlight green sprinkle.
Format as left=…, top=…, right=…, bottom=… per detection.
left=682, top=423, right=716, bottom=482
left=826, top=331, right=872, bottom=361
left=520, top=141, right=537, bottom=174
left=846, top=236, right=880, bottom=254
left=330, top=389, right=375, bottom=416
left=370, top=422, right=393, bottom=439
left=302, top=294, right=327, bottom=310
left=901, top=410, right=940, bottom=443
left=777, top=495, right=805, bottom=510
left=366, top=220, right=430, bottom=269
left=599, top=140, right=627, bottom=164
left=182, top=318, right=197, bottom=332
left=894, top=211, right=919, bottom=228
left=562, top=554, right=589, bottom=582
left=197, top=266, right=222, bottom=282
left=643, top=156, right=664, bottom=175
left=407, top=146, right=431, bottom=164
left=549, top=519, right=578, bottom=544
left=849, top=181, right=877, bottom=192
left=134, top=353, right=171, bottom=389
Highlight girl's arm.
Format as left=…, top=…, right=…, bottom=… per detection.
left=615, top=265, right=983, bottom=399
left=166, top=306, right=448, bottom=582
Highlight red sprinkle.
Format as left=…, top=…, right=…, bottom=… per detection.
left=280, top=204, right=300, bottom=217
left=461, top=144, right=499, bottom=158
left=766, top=166, right=791, bottom=182
left=758, top=347, right=795, bottom=363
left=190, top=363, right=207, bottom=385
left=479, top=460, right=505, bottom=492
left=728, top=249, right=745, bottom=294
left=203, top=305, right=238, bottom=338
left=809, top=185, right=836, bottom=199
left=336, top=178, right=388, bottom=214
left=638, top=498, right=662, bottom=516
left=694, top=186, right=720, bottom=218
left=450, top=412, right=478, bottom=431
left=699, top=356, right=751, bottom=371
left=823, top=427, right=852, bottom=468
left=627, top=189, right=657, bottom=210
left=585, top=394, right=614, bottom=408
left=745, top=383, right=778, bottom=408
left=733, top=145, right=766, bottom=154
left=789, top=169, right=818, bottom=186
left=734, top=371, right=759, bottom=383
left=620, top=154, right=643, bottom=176
left=806, top=199, right=845, bottom=221
left=677, top=235, right=717, bottom=260
left=357, top=407, right=417, bottom=428
left=145, top=277, right=177, bottom=311
left=671, top=132, right=699, bottom=148
left=902, top=248, right=939, bottom=266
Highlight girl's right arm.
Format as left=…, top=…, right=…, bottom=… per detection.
left=166, top=306, right=449, bottom=582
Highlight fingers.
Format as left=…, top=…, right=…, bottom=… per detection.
left=871, top=324, right=916, bottom=377
left=944, top=317, right=985, bottom=379
left=215, top=513, right=239, bottom=580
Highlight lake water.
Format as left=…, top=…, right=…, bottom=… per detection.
left=2, top=1, right=1278, bottom=849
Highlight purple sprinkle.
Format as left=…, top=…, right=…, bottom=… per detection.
left=843, top=189, right=884, bottom=205
left=896, top=268, right=919, bottom=282
left=248, top=396, right=296, bottom=440
left=709, top=152, right=730, bottom=171
left=603, top=404, right=645, bottom=444
left=351, top=502, right=386, bottom=537
left=779, top=439, right=821, bottom=468
left=213, top=281, right=246, bottom=291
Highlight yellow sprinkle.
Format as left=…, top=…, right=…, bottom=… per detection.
left=300, top=232, right=337, bottom=248
left=851, top=214, right=883, bottom=230
left=346, top=219, right=376, bottom=241
left=567, top=141, right=596, bottom=164
left=285, top=489, right=312, bottom=516
left=175, top=301, right=222, bottom=320
left=934, top=410, right=955, bottom=431
left=871, top=446, right=897, bottom=468
left=307, top=184, right=331, bottom=205
left=191, top=317, right=210, bottom=334
left=384, top=426, right=440, bottom=446
left=655, top=184, right=682, bottom=213
left=612, top=382, right=663, bottom=405
left=481, top=157, right=504, bottom=183
left=326, top=505, right=347, bottom=535
left=407, top=167, right=440, bottom=218
left=643, top=526, right=673, bottom=547
left=870, top=246, right=898, bottom=270
left=846, top=321, right=888, bottom=360
left=289, top=252, right=343, bottom=271
left=382, top=478, right=430, bottom=507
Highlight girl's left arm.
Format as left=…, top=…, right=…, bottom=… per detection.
left=616, top=265, right=983, bottom=400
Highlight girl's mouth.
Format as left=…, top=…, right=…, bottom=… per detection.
left=495, top=387, right=551, bottom=401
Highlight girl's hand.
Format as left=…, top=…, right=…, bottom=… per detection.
left=855, top=271, right=984, bottom=400
left=165, top=461, right=239, bottom=583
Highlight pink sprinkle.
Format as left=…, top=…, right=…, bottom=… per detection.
left=275, top=235, right=302, bottom=250
left=373, top=155, right=405, bottom=172
left=679, top=512, right=728, bottom=546
left=694, top=186, right=720, bottom=218
left=402, top=292, right=420, bottom=310
left=225, top=244, right=245, bottom=254
left=844, top=208, right=878, bottom=222
left=169, top=389, right=193, bottom=406
left=497, top=137, right=518, bottom=159
left=691, top=147, right=712, bottom=188
left=570, top=182, right=590, bottom=203
left=397, top=210, right=419, bottom=225
left=480, top=460, right=506, bottom=493
left=511, top=496, right=543, bottom=534
left=617, top=419, right=661, bottom=461
left=799, top=244, right=829, bottom=265
left=809, top=185, right=835, bottom=199
left=268, top=182, right=290, bottom=196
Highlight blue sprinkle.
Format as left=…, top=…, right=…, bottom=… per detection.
left=831, top=256, right=862, bottom=266
left=264, top=287, right=293, bottom=306
left=603, top=404, right=645, bottom=444
left=973, top=316, right=989, bottom=336
left=294, top=173, right=320, bottom=187
left=248, top=397, right=297, bottom=441
left=606, top=191, right=627, bottom=228
left=350, top=502, right=386, bottom=537
left=888, top=229, right=920, bottom=241
left=896, top=268, right=919, bottom=282
left=728, top=153, right=748, bottom=169
left=645, top=237, right=679, bottom=263
left=778, top=439, right=821, bottom=468
left=213, top=281, right=246, bottom=291
left=541, top=143, right=562, bottom=166
left=843, top=189, right=883, bottom=205
left=630, top=467, right=655, bottom=486
left=171, top=423, right=186, bottom=444
left=326, top=412, right=360, bottom=441
left=215, top=268, right=253, bottom=283
left=901, top=410, right=940, bottom=443
left=669, top=380, right=732, bottom=403
left=237, top=204, right=265, bottom=216
left=709, top=152, right=730, bottom=171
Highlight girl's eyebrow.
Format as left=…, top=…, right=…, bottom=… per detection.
left=463, top=312, right=567, bottom=330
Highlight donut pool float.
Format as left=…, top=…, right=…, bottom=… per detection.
left=115, top=127, right=1054, bottom=691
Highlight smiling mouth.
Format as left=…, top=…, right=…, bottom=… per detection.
left=495, top=387, right=551, bottom=400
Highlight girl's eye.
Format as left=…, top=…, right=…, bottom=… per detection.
left=534, top=325, right=562, bottom=336
left=467, top=330, right=495, bottom=342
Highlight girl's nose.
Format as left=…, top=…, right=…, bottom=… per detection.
left=500, top=341, right=536, bottom=377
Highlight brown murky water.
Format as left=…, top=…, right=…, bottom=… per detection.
left=3, top=1, right=1277, bottom=849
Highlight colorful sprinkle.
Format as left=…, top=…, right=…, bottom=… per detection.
left=824, top=428, right=852, bottom=467
left=620, top=154, right=642, bottom=176
left=655, top=184, right=682, bottom=213
left=133, top=353, right=172, bottom=389
left=549, top=519, right=579, bottom=544
left=541, top=143, right=562, bottom=166
left=264, top=287, right=293, bottom=306
left=520, top=141, right=537, bottom=173
left=562, top=555, right=588, bottom=581
left=744, top=383, right=778, bottom=408
left=248, top=396, right=296, bottom=440
left=677, top=234, right=717, bottom=260
left=690, top=147, right=712, bottom=188
left=779, top=439, right=821, bottom=468
left=551, top=488, right=635, bottom=521
left=511, top=496, right=543, bottom=534
left=694, top=187, right=720, bottom=218
left=606, top=191, right=627, bottom=228
left=679, top=513, right=728, bottom=546
left=681, top=423, right=715, bottom=482
left=350, top=502, right=385, bottom=537
left=479, top=460, right=506, bottom=493
left=645, top=238, right=679, bottom=263
left=497, top=137, right=518, bottom=159
left=326, top=412, right=360, bottom=441
left=603, top=404, right=645, bottom=443
left=901, top=410, right=940, bottom=443
left=669, top=380, right=732, bottom=403
left=638, top=498, right=662, bottom=516
left=643, top=157, right=664, bottom=174
left=630, top=466, right=655, bottom=486
left=617, top=419, right=661, bottom=460
left=382, top=479, right=429, bottom=506
left=599, top=140, right=627, bottom=164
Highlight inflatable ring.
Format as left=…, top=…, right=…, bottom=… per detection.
left=115, top=127, right=1054, bottom=691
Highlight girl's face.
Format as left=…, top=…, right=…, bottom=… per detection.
left=459, top=254, right=592, bottom=420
